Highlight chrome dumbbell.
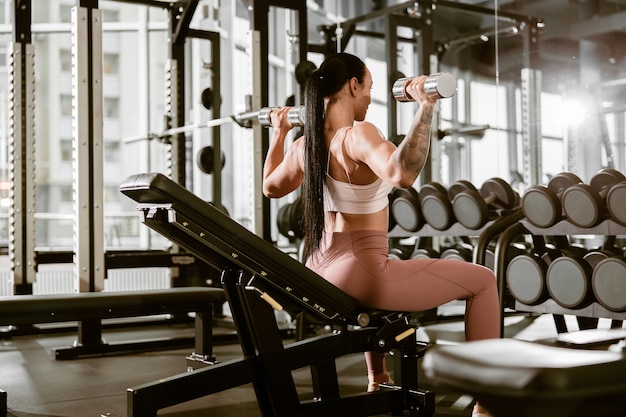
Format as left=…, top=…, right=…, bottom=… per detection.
left=392, top=72, right=457, bottom=101
left=257, top=106, right=305, bottom=127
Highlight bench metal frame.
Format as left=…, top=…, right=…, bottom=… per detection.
left=121, top=172, right=436, bottom=417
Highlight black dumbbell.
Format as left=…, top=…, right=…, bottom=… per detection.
left=561, top=168, right=626, bottom=228
left=276, top=196, right=304, bottom=241
left=450, top=177, right=517, bottom=229
left=419, top=182, right=455, bottom=231
left=592, top=256, right=626, bottom=312
left=521, top=172, right=583, bottom=228
left=388, top=193, right=397, bottom=232
left=390, top=187, right=424, bottom=232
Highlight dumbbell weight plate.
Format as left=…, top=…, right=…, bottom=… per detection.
left=506, top=253, right=549, bottom=305
left=480, top=177, right=517, bottom=210
left=546, top=256, right=594, bottom=309
left=484, top=243, right=527, bottom=272
left=607, top=182, right=626, bottom=226
left=390, top=188, right=424, bottom=232
left=411, top=248, right=440, bottom=259
left=388, top=193, right=397, bottom=231
left=447, top=180, right=483, bottom=230
left=521, top=186, right=561, bottom=228
left=419, top=182, right=454, bottom=230
left=447, top=180, right=477, bottom=200
left=562, top=169, right=626, bottom=228
left=521, top=172, right=582, bottom=228
left=388, top=246, right=411, bottom=260
left=452, top=190, right=488, bottom=230
left=290, top=196, right=304, bottom=239
left=276, top=203, right=293, bottom=239
left=583, top=250, right=612, bottom=269
left=592, top=257, right=626, bottom=312
left=452, top=178, right=516, bottom=230
left=440, top=247, right=472, bottom=262
left=561, top=183, right=604, bottom=228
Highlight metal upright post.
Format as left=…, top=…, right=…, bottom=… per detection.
left=72, top=2, right=104, bottom=294
left=251, top=0, right=308, bottom=241
left=166, top=2, right=198, bottom=186
left=520, top=19, right=543, bottom=187
left=72, top=1, right=105, bottom=347
left=8, top=0, right=36, bottom=295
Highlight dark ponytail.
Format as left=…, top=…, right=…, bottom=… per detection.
left=301, top=53, right=367, bottom=262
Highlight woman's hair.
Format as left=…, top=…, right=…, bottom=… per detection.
left=301, top=52, right=367, bottom=261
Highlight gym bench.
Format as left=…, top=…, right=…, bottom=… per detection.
left=0, top=287, right=227, bottom=361
left=0, top=286, right=228, bottom=417
left=120, top=172, right=435, bottom=417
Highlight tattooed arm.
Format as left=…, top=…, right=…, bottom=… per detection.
left=347, top=75, right=437, bottom=188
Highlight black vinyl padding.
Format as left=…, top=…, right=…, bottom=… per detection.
left=120, top=172, right=367, bottom=324
left=423, top=337, right=626, bottom=398
left=0, top=287, right=225, bottom=325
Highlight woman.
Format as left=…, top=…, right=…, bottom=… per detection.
left=262, top=52, right=499, bottom=417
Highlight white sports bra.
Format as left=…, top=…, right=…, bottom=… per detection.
left=323, top=126, right=394, bottom=214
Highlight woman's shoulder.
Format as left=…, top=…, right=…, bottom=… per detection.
left=350, top=121, right=386, bottom=142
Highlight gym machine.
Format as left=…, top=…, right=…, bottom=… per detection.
left=120, top=172, right=435, bottom=417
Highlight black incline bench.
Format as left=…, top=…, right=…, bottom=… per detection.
left=120, top=172, right=435, bottom=417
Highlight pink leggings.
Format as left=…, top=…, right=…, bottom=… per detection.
left=305, top=230, right=501, bottom=383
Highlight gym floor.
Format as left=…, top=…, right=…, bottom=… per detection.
left=0, top=308, right=613, bottom=417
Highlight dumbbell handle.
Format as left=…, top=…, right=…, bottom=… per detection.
left=392, top=73, right=457, bottom=102
left=258, top=106, right=305, bottom=127
left=484, top=193, right=499, bottom=206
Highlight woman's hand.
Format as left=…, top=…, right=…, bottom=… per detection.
left=403, top=76, right=438, bottom=108
left=269, top=107, right=295, bottom=132
left=262, top=107, right=304, bottom=198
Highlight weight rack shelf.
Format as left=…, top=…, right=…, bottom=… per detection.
left=514, top=299, right=626, bottom=321
left=519, top=219, right=626, bottom=237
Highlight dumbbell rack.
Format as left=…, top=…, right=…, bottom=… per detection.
left=388, top=209, right=525, bottom=267
left=493, top=217, right=626, bottom=333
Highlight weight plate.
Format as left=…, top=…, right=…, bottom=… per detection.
left=421, top=194, right=454, bottom=230
left=607, top=182, right=626, bottom=226
left=418, top=182, right=448, bottom=203
left=521, top=186, right=561, bottom=228
left=589, top=168, right=626, bottom=192
left=546, top=257, right=593, bottom=309
left=388, top=246, right=410, bottom=260
left=290, top=197, right=304, bottom=239
left=411, top=248, right=440, bottom=259
left=592, top=257, right=626, bottom=312
left=388, top=193, right=397, bottom=231
left=583, top=250, right=611, bottom=269
left=276, top=204, right=293, bottom=238
left=440, top=247, right=471, bottom=262
left=453, top=190, right=488, bottom=229
left=480, top=177, right=516, bottom=209
left=546, top=172, right=582, bottom=193
left=561, top=184, right=603, bottom=228
left=391, top=188, right=423, bottom=232
left=447, top=180, right=476, bottom=201
left=506, top=254, right=549, bottom=305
